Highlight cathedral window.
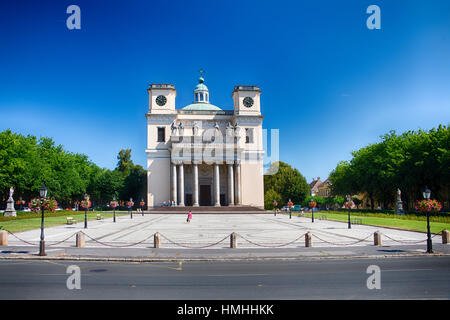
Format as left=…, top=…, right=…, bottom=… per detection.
left=157, top=127, right=165, bottom=142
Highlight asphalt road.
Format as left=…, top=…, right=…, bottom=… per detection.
left=0, top=257, right=448, bottom=300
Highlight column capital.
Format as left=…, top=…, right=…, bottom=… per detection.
left=226, top=160, right=235, bottom=165
left=192, top=160, right=202, bottom=165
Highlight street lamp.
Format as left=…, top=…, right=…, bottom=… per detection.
left=129, top=197, right=133, bottom=219
left=38, top=184, right=48, bottom=256
left=309, top=198, right=317, bottom=223
left=84, top=193, right=89, bottom=229
left=112, top=196, right=117, bottom=223
left=273, top=199, right=277, bottom=216
left=423, top=186, right=432, bottom=253
left=346, top=194, right=352, bottom=229
left=140, top=199, right=145, bottom=216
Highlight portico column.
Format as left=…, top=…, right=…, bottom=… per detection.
left=193, top=162, right=199, bottom=207
left=235, top=162, right=241, bottom=205
left=227, top=163, right=234, bottom=206
left=214, top=163, right=221, bottom=207
left=178, top=163, right=185, bottom=207
left=171, top=162, right=177, bottom=205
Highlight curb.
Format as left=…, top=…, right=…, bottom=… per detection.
left=0, top=252, right=449, bottom=263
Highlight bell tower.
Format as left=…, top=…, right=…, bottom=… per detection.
left=232, top=85, right=261, bottom=116
left=147, top=83, right=177, bottom=114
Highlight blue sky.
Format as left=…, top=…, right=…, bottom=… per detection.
left=0, top=0, right=449, bottom=182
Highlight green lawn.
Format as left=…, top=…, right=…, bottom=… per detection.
left=0, top=211, right=129, bottom=233
left=282, top=211, right=449, bottom=234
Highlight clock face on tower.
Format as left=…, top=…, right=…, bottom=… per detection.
left=243, top=96, right=254, bottom=108
left=155, top=95, right=167, bottom=106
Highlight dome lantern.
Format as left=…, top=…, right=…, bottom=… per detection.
left=194, top=69, right=209, bottom=103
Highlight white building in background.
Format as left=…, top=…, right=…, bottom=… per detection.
left=145, top=72, right=264, bottom=209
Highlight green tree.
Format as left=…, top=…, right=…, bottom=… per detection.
left=328, top=125, right=449, bottom=210
left=264, top=189, right=282, bottom=210
left=264, top=161, right=310, bottom=205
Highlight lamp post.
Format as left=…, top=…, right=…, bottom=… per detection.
left=83, top=193, right=89, bottom=229
left=140, top=199, right=145, bottom=216
left=423, top=186, right=432, bottom=253
left=287, top=199, right=293, bottom=219
left=38, top=184, right=48, bottom=256
left=346, top=194, right=352, bottom=229
left=309, top=198, right=317, bottom=223
left=129, top=198, right=133, bottom=219
left=110, top=196, right=118, bottom=223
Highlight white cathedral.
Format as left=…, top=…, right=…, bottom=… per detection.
left=145, top=72, right=264, bottom=209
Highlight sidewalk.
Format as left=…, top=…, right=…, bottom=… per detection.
left=1, top=213, right=448, bottom=261
left=1, top=244, right=449, bottom=262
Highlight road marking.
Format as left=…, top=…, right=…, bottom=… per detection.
left=383, top=269, right=433, bottom=272
left=207, top=274, right=268, bottom=277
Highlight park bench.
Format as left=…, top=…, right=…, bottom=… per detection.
left=351, top=218, right=362, bottom=225
left=320, top=215, right=328, bottom=220
left=66, top=217, right=77, bottom=225
left=96, top=214, right=103, bottom=220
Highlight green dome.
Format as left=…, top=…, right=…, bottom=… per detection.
left=194, top=83, right=208, bottom=91
left=182, top=103, right=222, bottom=111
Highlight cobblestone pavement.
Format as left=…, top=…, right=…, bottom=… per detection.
left=4, top=213, right=439, bottom=249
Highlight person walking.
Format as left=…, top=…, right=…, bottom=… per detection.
left=187, top=210, right=192, bottom=223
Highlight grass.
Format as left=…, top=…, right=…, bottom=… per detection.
left=0, top=210, right=129, bottom=233
left=281, top=210, right=449, bottom=234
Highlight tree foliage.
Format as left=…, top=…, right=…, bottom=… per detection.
left=0, top=130, right=147, bottom=208
left=264, top=161, right=310, bottom=207
left=329, top=125, right=449, bottom=210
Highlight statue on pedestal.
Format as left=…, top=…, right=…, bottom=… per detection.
left=193, top=122, right=199, bottom=136
left=395, top=188, right=404, bottom=215
left=4, top=186, right=17, bottom=217
left=170, top=121, right=178, bottom=136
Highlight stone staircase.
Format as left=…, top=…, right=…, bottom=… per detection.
left=146, top=206, right=265, bottom=214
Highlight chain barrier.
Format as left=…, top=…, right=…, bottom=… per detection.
left=236, top=233, right=307, bottom=248
left=312, top=233, right=374, bottom=246
left=47, top=233, right=77, bottom=247
left=158, top=233, right=230, bottom=249
left=7, top=231, right=40, bottom=246
left=381, top=231, right=441, bottom=244
left=81, top=231, right=156, bottom=248
left=4, top=229, right=445, bottom=249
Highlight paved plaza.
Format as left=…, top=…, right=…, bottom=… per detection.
left=6, top=213, right=434, bottom=249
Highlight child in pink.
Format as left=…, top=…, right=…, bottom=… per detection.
left=187, top=210, right=192, bottom=223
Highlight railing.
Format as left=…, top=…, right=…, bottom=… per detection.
left=149, top=84, right=175, bottom=89
left=177, top=110, right=234, bottom=115
left=234, top=85, right=260, bottom=92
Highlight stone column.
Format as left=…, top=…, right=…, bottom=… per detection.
left=0, top=230, right=8, bottom=246
left=154, top=232, right=161, bottom=248
left=374, top=231, right=382, bottom=246
left=178, top=163, right=185, bottom=207
left=214, top=163, right=221, bottom=207
left=442, top=230, right=449, bottom=244
left=171, top=162, right=177, bottom=205
left=227, top=163, right=234, bottom=206
left=76, top=232, right=85, bottom=248
left=193, top=162, right=199, bottom=207
left=234, top=161, right=241, bottom=205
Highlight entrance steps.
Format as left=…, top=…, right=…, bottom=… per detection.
left=146, top=206, right=265, bottom=214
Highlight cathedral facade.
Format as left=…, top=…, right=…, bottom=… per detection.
left=145, top=73, right=264, bottom=208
